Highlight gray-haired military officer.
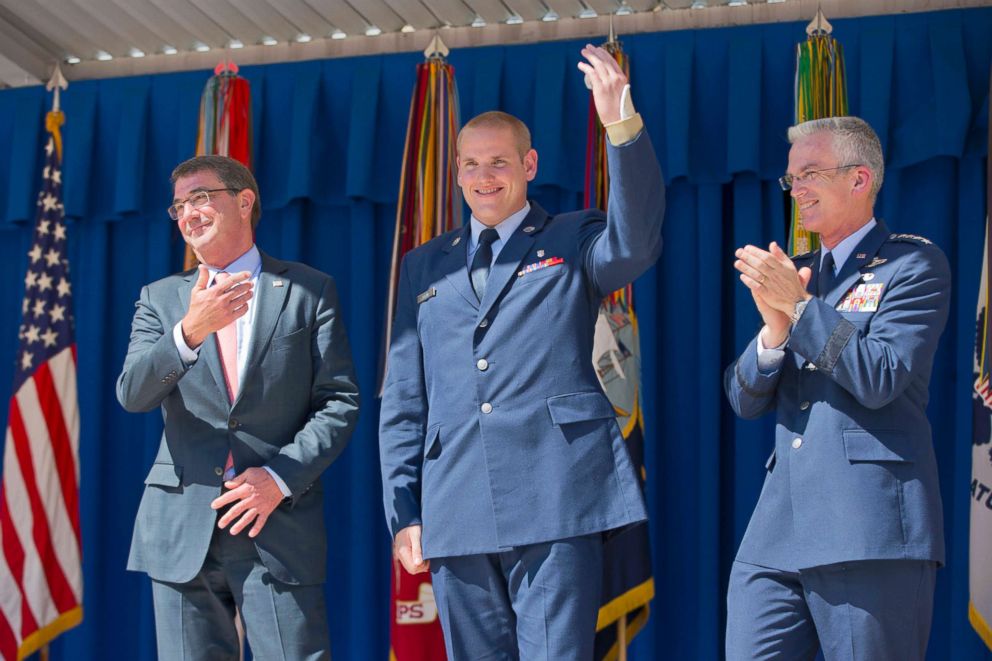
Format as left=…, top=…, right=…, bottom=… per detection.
left=725, top=116, right=950, bottom=660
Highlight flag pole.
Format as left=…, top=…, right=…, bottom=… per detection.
left=40, top=63, right=70, bottom=661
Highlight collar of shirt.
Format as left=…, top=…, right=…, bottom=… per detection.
left=821, top=218, right=877, bottom=274
left=467, top=202, right=531, bottom=265
left=203, top=244, right=262, bottom=286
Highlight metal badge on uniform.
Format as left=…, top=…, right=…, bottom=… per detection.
left=523, top=226, right=535, bottom=233
left=452, top=236, right=461, bottom=247
left=865, top=257, right=887, bottom=268
left=836, top=282, right=885, bottom=312
left=856, top=253, right=866, bottom=259
left=537, top=249, right=545, bottom=258
left=861, top=272, right=875, bottom=281
left=417, top=287, right=437, bottom=304
left=518, top=256, right=564, bottom=277
left=273, top=280, right=284, bottom=287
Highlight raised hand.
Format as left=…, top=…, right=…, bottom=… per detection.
left=735, top=242, right=812, bottom=346
left=180, top=266, right=253, bottom=349
left=577, top=44, right=627, bottom=126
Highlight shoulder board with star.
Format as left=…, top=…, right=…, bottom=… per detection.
left=889, top=233, right=933, bottom=246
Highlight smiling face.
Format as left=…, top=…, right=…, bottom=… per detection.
left=787, top=131, right=873, bottom=248
left=173, top=170, right=254, bottom=268
left=456, top=125, right=538, bottom=227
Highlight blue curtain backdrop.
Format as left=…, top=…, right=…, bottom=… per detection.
left=0, top=7, right=989, bottom=659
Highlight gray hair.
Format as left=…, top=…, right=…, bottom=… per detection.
left=171, top=155, right=261, bottom=229
left=787, top=116, right=884, bottom=202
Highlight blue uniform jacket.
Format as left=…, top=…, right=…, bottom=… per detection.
left=379, top=131, right=665, bottom=558
left=724, top=220, right=950, bottom=571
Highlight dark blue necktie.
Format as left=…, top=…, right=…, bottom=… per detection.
left=818, top=251, right=836, bottom=297
left=471, top=228, right=499, bottom=302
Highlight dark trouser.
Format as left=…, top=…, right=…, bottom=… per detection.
left=726, top=558, right=936, bottom=661
left=151, top=525, right=330, bottom=661
left=430, top=533, right=604, bottom=661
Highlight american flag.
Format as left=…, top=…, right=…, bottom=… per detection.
left=0, top=113, right=83, bottom=659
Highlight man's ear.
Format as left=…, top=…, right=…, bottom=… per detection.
left=523, top=149, right=538, bottom=182
left=851, top=166, right=872, bottom=197
left=238, top=189, right=256, bottom=219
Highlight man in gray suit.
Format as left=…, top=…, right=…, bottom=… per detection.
left=725, top=117, right=950, bottom=660
left=117, top=155, right=359, bottom=660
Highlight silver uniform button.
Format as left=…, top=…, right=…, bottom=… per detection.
left=792, top=438, right=803, bottom=449
left=477, top=359, right=489, bottom=371
left=214, top=466, right=223, bottom=476
left=481, top=402, right=493, bottom=414
left=800, top=401, right=810, bottom=411
left=479, top=319, right=489, bottom=328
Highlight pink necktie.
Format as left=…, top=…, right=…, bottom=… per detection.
left=214, top=272, right=238, bottom=480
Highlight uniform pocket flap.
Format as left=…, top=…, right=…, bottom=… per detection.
left=547, top=392, right=615, bottom=426
left=144, top=462, right=182, bottom=487
left=843, top=430, right=913, bottom=463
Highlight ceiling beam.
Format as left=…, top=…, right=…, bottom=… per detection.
left=57, top=0, right=989, bottom=82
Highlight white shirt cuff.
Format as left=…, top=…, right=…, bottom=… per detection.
left=173, top=321, right=200, bottom=364
left=756, top=328, right=787, bottom=373
left=263, top=466, right=292, bottom=498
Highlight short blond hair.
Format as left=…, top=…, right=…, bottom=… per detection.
left=458, top=111, right=532, bottom=159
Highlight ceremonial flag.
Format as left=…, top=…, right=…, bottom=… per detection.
left=585, top=34, right=654, bottom=661
left=185, top=60, right=253, bottom=269
left=969, top=70, right=992, bottom=651
left=788, top=9, right=848, bottom=255
left=387, top=36, right=460, bottom=661
left=0, top=107, right=83, bottom=659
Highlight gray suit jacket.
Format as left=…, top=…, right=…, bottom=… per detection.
left=117, top=252, right=359, bottom=585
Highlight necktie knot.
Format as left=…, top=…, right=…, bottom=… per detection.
left=479, top=228, right=499, bottom=247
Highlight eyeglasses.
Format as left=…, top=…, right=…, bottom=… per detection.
left=168, top=188, right=239, bottom=220
left=778, top=165, right=862, bottom=191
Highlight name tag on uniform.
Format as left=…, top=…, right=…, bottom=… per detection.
left=837, top=283, right=885, bottom=312
left=417, top=287, right=437, bottom=304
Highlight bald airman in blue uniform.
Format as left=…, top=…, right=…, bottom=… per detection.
left=379, top=45, right=664, bottom=660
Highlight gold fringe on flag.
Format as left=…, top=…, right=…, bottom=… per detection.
left=789, top=16, right=849, bottom=256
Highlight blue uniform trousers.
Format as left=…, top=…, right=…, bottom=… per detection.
left=430, top=534, right=603, bottom=661
left=726, top=559, right=936, bottom=661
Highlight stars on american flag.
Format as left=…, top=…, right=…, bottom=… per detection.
left=14, top=135, right=74, bottom=386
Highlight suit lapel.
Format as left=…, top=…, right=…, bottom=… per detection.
left=823, top=220, right=890, bottom=309
left=478, top=203, right=550, bottom=322
left=176, top=275, right=230, bottom=402
left=237, top=253, right=290, bottom=402
left=441, top=225, right=478, bottom=309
